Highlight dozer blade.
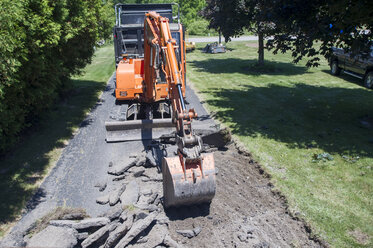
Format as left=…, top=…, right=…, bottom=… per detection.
left=105, top=119, right=174, bottom=142
left=162, top=153, right=216, bottom=208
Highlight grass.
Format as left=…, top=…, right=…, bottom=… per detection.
left=26, top=207, right=88, bottom=238
left=187, top=41, right=373, bottom=247
left=0, top=44, right=114, bottom=238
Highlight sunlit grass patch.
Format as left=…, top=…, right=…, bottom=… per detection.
left=187, top=41, right=373, bottom=247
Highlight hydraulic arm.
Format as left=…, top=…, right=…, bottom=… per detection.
left=106, top=4, right=216, bottom=208
left=144, top=12, right=216, bottom=207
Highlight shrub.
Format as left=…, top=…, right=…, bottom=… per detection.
left=187, top=18, right=217, bottom=36
left=0, top=0, right=110, bottom=153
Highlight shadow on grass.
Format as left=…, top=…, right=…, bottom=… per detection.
left=201, top=83, right=373, bottom=158
left=0, top=79, right=107, bottom=231
left=189, top=58, right=309, bottom=76
left=321, top=69, right=367, bottom=88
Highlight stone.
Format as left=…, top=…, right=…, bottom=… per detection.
left=114, top=212, right=158, bottom=248
left=120, top=209, right=129, bottom=222
left=27, top=226, right=77, bottom=248
left=103, top=204, right=123, bottom=221
left=147, top=192, right=159, bottom=205
left=73, top=217, right=110, bottom=230
left=156, top=213, right=169, bottom=225
left=153, top=196, right=161, bottom=206
left=49, top=220, right=77, bottom=228
left=104, top=215, right=134, bottom=248
left=141, top=224, right=168, bottom=247
left=146, top=150, right=157, bottom=167
left=81, top=222, right=115, bottom=248
left=133, top=209, right=149, bottom=222
left=136, top=152, right=147, bottom=167
left=77, top=232, right=89, bottom=241
left=163, top=234, right=184, bottom=248
left=134, top=203, right=159, bottom=212
left=142, top=189, right=153, bottom=196
left=108, top=157, right=139, bottom=176
left=176, top=227, right=202, bottom=239
left=136, top=236, right=149, bottom=244
left=96, top=194, right=110, bottom=205
left=237, top=226, right=254, bottom=242
left=109, top=184, right=127, bottom=206
left=176, top=229, right=195, bottom=238
left=94, top=179, right=107, bottom=192
left=120, top=180, right=140, bottom=207
left=109, top=220, right=120, bottom=232
left=113, top=175, right=126, bottom=181
left=129, top=167, right=145, bottom=177
left=193, top=226, right=202, bottom=236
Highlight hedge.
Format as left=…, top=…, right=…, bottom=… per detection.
left=0, top=0, right=111, bottom=153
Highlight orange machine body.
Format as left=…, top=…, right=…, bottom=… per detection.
left=115, top=58, right=144, bottom=100
left=115, top=22, right=186, bottom=103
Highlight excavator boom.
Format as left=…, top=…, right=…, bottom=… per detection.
left=106, top=4, right=216, bottom=208
left=143, top=11, right=216, bottom=207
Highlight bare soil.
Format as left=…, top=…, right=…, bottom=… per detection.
left=166, top=143, right=324, bottom=248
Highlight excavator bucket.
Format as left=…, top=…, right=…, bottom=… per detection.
left=105, top=119, right=174, bottom=142
left=162, top=153, right=216, bottom=208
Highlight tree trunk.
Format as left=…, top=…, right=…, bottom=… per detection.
left=258, top=31, right=264, bottom=65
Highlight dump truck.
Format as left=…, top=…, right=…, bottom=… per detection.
left=105, top=3, right=216, bottom=208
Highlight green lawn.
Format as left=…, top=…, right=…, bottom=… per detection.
left=0, top=44, right=114, bottom=237
left=187, top=42, right=373, bottom=247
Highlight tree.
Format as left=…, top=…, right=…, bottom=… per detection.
left=204, top=0, right=373, bottom=67
left=0, top=0, right=111, bottom=153
left=203, top=0, right=272, bottom=65
left=263, top=0, right=373, bottom=67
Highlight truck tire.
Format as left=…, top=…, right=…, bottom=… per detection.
left=364, top=71, right=373, bottom=89
left=330, top=60, right=341, bottom=76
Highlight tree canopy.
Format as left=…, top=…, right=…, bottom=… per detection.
left=264, top=0, right=373, bottom=66
left=203, top=0, right=373, bottom=66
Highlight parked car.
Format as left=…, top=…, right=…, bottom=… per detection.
left=329, top=46, right=373, bottom=89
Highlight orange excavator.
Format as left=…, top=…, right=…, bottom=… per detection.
left=105, top=4, right=216, bottom=208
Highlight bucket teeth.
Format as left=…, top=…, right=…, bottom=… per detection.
left=162, top=153, right=216, bottom=208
